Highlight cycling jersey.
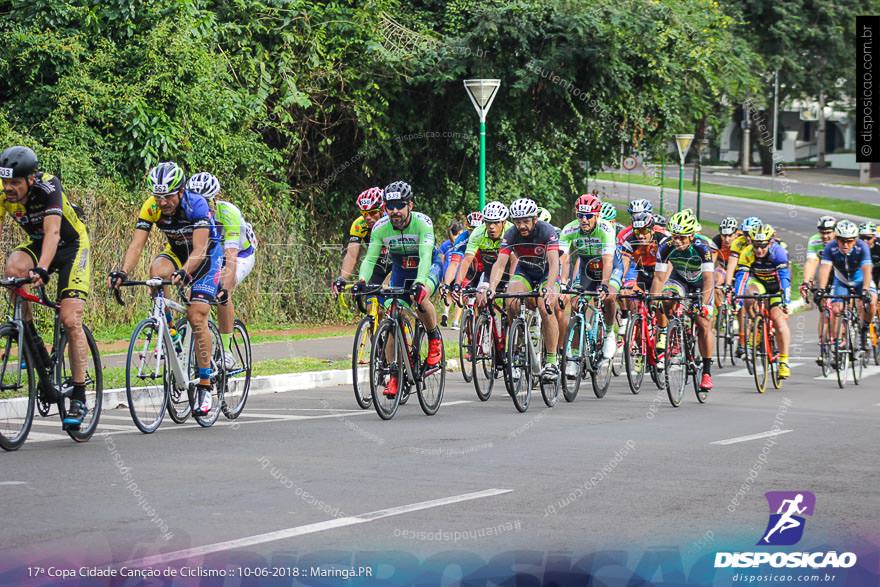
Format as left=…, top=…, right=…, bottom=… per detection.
left=500, top=220, right=560, bottom=288
left=215, top=201, right=256, bottom=257
left=729, top=234, right=750, bottom=258
left=735, top=242, right=791, bottom=305
left=820, top=240, right=873, bottom=286
left=655, top=237, right=715, bottom=286
left=863, top=239, right=880, bottom=285
left=559, top=219, right=616, bottom=279
left=359, top=212, right=437, bottom=287
left=448, top=230, right=471, bottom=262
left=465, top=222, right=511, bottom=276
left=136, top=191, right=220, bottom=262
left=805, top=233, right=828, bottom=260
left=713, top=233, right=734, bottom=264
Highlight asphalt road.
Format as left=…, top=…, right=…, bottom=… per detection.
left=2, top=309, right=877, bottom=582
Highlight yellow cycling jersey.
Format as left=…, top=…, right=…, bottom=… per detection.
left=729, top=235, right=749, bottom=257
left=348, top=216, right=371, bottom=245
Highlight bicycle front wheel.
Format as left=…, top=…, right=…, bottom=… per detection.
left=850, top=319, right=863, bottom=385
left=472, top=314, right=495, bottom=401
left=415, top=326, right=445, bottom=416
left=125, top=318, right=168, bottom=434
left=752, top=316, right=768, bottom=394
left=562, top=314, right=584, bottom=402
left=590, top=317, right=611, bottom=399
left=715, top=307, right=727, bottom=368
left=664, top=318, right=686, bottom=407
left=351, top=315, right=374, bottom=409
left=458, top=309, right=474, bottom=383
left=0, top=324, right=35, bottom=451
left=370, top=320, right=402, bottom=420
left=192, top=321, right=226, bottom=428
left=58, top=325, right=103, bottom=442
left=222, top=319, right=252, bottom=419
left=165, top=318, right=190, bottom=424
left=507, top=318, right=531, bottom=413
left=623, top=313, right=645, bottom=394
left=835, top=319, right=850, bottom=389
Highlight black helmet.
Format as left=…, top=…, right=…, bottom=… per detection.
left=0, top=146, right=39, bottom=179
left=383, top=180, right=413, bottom=203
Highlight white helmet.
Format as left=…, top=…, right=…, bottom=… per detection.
left=537, top=207, right=552, bottom=223
left=509, top=198, right=539, bottom=219
left=817, top=215, right=837, bottom=230
left=628, top=198, right=653, bottom=214
left=719, top=216, right=738, bottom=235
left=187, top=172, right=221, bottom=200
left=834, top=220, right=858, bottom=239
left=482, top=201, right=509, bottom=222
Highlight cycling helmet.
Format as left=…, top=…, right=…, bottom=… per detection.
left=654, top=214, right=667, bottom=227
left=0, top=146, right=38, bottom=178
left=834, top=220, right=859, bottom=239
left=383, top=180, right=413, bottom=203
left=719, top=216, right=738, bottom=236
left=482, top=201, right=509, bottom=222
left=574, top=194, right=602, bottom=215
left=147, top=162, right=186, bottom=195
left=355, top=187, right=383, bottom=211
left=631, top=212, right=654, bottom=230
left=749, top=223, right=775, bottom=243
left=740, top=216, right=762, bottom=233
left=668, top=210, right=701, bottom=236
left=817, top=215, right=837, bottom=230
left=467, top=211, right=484, bottom=228
left=537, top=207, right=552, bottom=223
left=510, top=198, right=539, bottom=219
left=186, top=172, right=221, bottom=200
left=859, top=221, right=878, bottom=236
left=601, top=202, right=617, bottom=222
left=627, top=198, right=653, bottom=214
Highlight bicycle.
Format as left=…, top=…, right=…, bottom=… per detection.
left=661, top=292, right=708, bottom=407
left=114, top=279, right=226, bottom=432
left=823, top=290, right=867, bottom=388
left=0, top=277, right=103, bottom=451
left=465, top=287, right=508, bottom=401
left=812, top=287, right=834, bottom=377
left=618, top=291, right=665, bottom=394
left=714, top=286, right=738, bottom=368
left=452, top=286, right=476, bottom=383
left=496, top=289, right=559, bottom=412
left=219, top=317, right=252, bottom=419
left=870, top=313, right=880, bottom=366
left=736, top=293, right=782, bottom=393
left=346, top=282, right=382, bottom=409
left=363, top=285, right=445, bottom=420
left=560, top=287, right=612, bottom=402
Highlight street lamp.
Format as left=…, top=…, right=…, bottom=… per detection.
left=674, top=134, right=694, bottom=212
left=694, top=138, right=709, bottom=221
left=464, top=79, right=501, bottom=210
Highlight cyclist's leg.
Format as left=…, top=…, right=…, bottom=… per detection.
left=188, top=248, right=222, bottom=388
left=218, top=251, right=255, bottom=354
left=693, top=282, right=714, bottom=360
left=829, top=278, right=848, bottom=341
left=536, top=277, right=559, bottom=362
left=54, top=241, right=91, bottom=393
left=714, top=265, right=727, bottom=307
left=769, top=293, right=790, bottom=374
left=5, top=243, right=38, bottom=321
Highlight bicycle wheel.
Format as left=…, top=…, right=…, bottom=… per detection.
left=664, top=318, right=686, bottom=407
left=624, top=313, right=645, bottom=394
left=818, top=312, right=831, bottom=377
left=125, top=318, right=168, bottom=434
left=351, top=315, right=374, bottom=409
left=590, top=316, right=611, bottom=399
left=835, top=319, right=849, bottom=389
left=415, top=325, right=445, bottom=416
left=872, top=317, right=880, bottom=366
left=727, top=310, right=739, bottom=367
left=192, top=321, right=225, bottom=428
left=0, top=324, right=35, bottom=451
left=770, top=326, right=782, bottom=390
left=742, top=312, right=754, bottom=375
left=165, top=318, right=190, bottom=424
left=222, top=319, right=252, bottom=419
left=539, top=333, right=560, bottom=408
left=562, top=313, right=584, bottom=402
left=57, top=325, right=103, bottom=442
left=715, top=307, right=728, bottom=368
left=850, top=320, right=863, bottom=385
left=689, top=324, right=707, bottom=404
left=458, top=308, right=474, bottom=383
left=506, top=317, right=531, bottom=413
left=610, top=323, right=623, bottom=377
left=752, top=316, right=768, bottom=394
left=370, top=320, right=402, bottom=420
left=472, top=313, right=495, bottom=401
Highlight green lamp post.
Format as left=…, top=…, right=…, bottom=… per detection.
left=464, top=79, right=501, bottom=210
left=674, top=134, right=694, bottom=212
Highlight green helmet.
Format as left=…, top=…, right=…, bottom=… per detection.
left=536, top=207, right=552, bottom=223
left=601, top=202, right=617, bottom=222
left=147, top=162, right=186, bottom=195
left=668, top=210, right=701, bottom=236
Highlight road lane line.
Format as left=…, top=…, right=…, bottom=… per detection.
left=814, top=366, right=880, bottom=381
left=121, top=488, right=513, bottom=567
left=719, top=363, right=801, bottom=378
left=711, top=429, right=793, bottom=445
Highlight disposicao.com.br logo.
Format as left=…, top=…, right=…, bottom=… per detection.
left=714, top=491, right=858, bottom=570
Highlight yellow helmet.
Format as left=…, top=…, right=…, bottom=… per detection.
left=668, top=210, right=701, bottom=236
left=748, top=223, right=775, bottom=243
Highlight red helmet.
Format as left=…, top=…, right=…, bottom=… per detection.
left=575, top=194, right=601, bottom=214
left=466, top=211, right=483, bottom=228
left=356, top=187, right=383, bottom=211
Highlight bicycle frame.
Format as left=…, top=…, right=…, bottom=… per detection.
left=619, top=293, right=660, bottom=368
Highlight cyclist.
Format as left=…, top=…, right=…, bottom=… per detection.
left=650, top=209, right=716, bottom=391
left=109, top=162, right=221, bottom=416
left=713, top=216, right=739, bottom=308
left=601, top=202, right=625, bottom=237
left=185, top=173, right=257, bottom=369
left=616, top=199, right=654, bottom=244
left=801, top=216, right=838, bottom=301
left=438, top=221, right=464, bottom=327
left=537, top=206, right=571, bottom=362
left=479, top=198, right=562, bottom=380
left=816, top=220, right=877, bottom=352
left=356, top=181, right=443, bottom=397
left=559, top=194, right=618, bottom=363
left=725, top=216, right=763, bottom=357
left=453, top=203, right=511, bottom=295
left=734, top=224, right=792, bottom=379
left=332, top=187, right=388, bottom=296
left=0, top=146, right=92, bottom=429
left=619, top=211, right=667, bottom=316
left=442, top=211, right=483, bottom=328
left=858, top=222, right=880, bottom=297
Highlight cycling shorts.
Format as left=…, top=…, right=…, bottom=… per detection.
left=662, top=277, right=714, bottom=317
left=15, top=238, right=91, bottom=301
left=158, top=244, right=222, bottom=304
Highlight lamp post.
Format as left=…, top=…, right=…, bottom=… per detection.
left=694, top=138, right=709, bottom=221
left=464, top=79, right=501, bottom=210
left=674, top=134, right=694, bottom=212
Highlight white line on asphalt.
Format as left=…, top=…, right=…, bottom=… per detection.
left=0, top=481, right=27, bottom=486
left=711, top=429, right=793, bottom=445
left=718, top=363, right=802, bottom=378
left=814, top=366, right=880, bottom=381
left=121, top=488, right=513, bottom=568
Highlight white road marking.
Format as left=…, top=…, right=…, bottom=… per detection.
left=0, top=481, right=27, bottom=486
left=711, top=429, right=793, bottom=445
left=718, top=363, right=801, bottom=378
left=814, top=366, right=880, bottom=381
left=121, top=488, right=513, bottom=567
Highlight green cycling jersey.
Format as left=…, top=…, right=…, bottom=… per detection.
left=465, top=221, right=512, bottom=270
left=215, top=200, right=255, bottom=253
left=358, top=211, right=435, bottom=285
left=806, top=233, right=826, bottom=260
left=558, top=219, right=616, bottom=258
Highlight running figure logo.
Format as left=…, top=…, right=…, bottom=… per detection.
left=759, top=491, right=816, bottom=546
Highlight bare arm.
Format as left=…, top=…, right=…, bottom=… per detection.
left=339, top=242, right=362, bottom=280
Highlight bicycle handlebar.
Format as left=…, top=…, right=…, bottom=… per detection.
left=0, top=277, right=55, bottom=309
left=109, top=279, right=186, bottom=307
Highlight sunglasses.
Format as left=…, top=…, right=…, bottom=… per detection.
left=753, top=242, right=770, bottom=249
left=384, top=201, right=407, bottom=211
left=837, top=238, right=856, bottom=245
left=671, top=234, right=691, bottom=241
left=577, top=212, right=598, bottom=220
left=361, top=209, right=382, bottom=218
left=861, top=234, right=876, bottom=239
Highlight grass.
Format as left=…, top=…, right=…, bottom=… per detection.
left=596, top=172, right=880, bottom=220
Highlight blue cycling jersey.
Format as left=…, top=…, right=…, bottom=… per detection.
left=448, top=230, right=471, bottom=261
left=820, top=240, right=873, bottom=286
